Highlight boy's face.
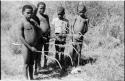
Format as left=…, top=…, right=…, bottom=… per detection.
left=23, top=8, right=33, bottom=20
left=38, top=4, right=45, bottom=14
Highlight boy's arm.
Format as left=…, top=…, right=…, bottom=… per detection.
left=65, top=20, right=69, bottom=34
left=46, top=15, right=51, bottom=36
left=71, top=16, right=77, bottom=34
left=65, top=20, right=71, bottom=41
left=83, top=18, right=89, bottom=34
left=51, top=18, right=56, bottom=37
left=30, top=18, right=40, bottom=29
left=18, top=22, right=32, bottom=50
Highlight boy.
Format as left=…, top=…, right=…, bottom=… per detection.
left=52, top=6, right=69, bottom=69
left=18, top=5, right=40, bottom=80
left=71, top=5, right=89, bottom=67
left=34, top=2, right=50, bottom=74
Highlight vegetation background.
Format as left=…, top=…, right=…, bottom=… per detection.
left=1, top=1, right=124, bottom=81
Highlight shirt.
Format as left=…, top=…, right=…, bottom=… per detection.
left=52, top=18, right=69, bottom=34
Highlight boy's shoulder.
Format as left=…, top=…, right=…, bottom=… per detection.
left=18, top=18, right=32, bottom=26
left=18, top=18, right=25, bottom=26
left=20, top=17, right=28, bottom=24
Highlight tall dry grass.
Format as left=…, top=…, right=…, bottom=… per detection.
left=1, top=1, right=124, bottom=81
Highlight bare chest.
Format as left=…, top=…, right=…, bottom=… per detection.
left=74, top=18, right=86, bottom=32
left=75, top=18, right=86, bottom=25
left=37, top=15, right=48, bottom=24
left=37, top=16, right=50, bottom=33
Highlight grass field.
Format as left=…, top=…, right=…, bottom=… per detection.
left=1, top=1, right=124, bottom=81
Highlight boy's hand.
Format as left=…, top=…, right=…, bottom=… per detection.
left=85, top=19, right=88, bottom=21
left=43, top=37, right=47, bottom=40
left=31, top=47, right=37, bottom=52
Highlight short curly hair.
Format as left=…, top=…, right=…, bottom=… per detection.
left=37, top=2, right=46, bottom=8
left=57, top=6, right=65, bottom=15
left=22, top=5, right=33, bottom=13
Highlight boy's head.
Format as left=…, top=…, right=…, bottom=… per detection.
left=57, top=6, right=65, bottom=19
left=22, top=5, right=33, bottom=20
left=77, top=5, right=86, bottom=16
left=37, top=2, right=46, bottom=14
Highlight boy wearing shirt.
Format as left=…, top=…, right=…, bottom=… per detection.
left=52, top=6, right=69, bottom=68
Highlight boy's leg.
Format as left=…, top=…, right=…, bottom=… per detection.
left=43, top=39, right=49, bottom=68
left=28, top=52, right=34, bottom=80
left=34, top=50, right=42, bottom=75
left=58, top=46, right=61, bottom=62
left=60, top=46, right=65, bottom=68
left=37, top=52, right=42, bottom=69
left=61, top=39, right=67, bottom=70
left=23, top=64, right=28, bottom=79
left=72, top=44, right=78, bottom=67
left=34, top=53, right=39, bottom=75
left=29, top=65, right=34, bottom=80
left=78, top=41, right=83, bottom=65
left=55, top=40, right=60, bottom=61
left=60, top=41, right=65, bottom=65
left=35, top=43, right=43, bottom=71
left=22, top=45, right=30, bottom=79
left=35, top=37, right=44, bottom=70
left=74, top=41, right=83, bottom=66
left=75, top=43, right=81, bottom=66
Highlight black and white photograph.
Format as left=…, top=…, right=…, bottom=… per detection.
left=1, top=0, right=124, bottom=81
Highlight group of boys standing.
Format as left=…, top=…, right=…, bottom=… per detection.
left=18, top=1, right=89, bottom=80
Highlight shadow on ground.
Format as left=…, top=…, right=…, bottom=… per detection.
left=35, top=62, right=69, bottom=80
left=34, top=56, right=97, bottom=80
